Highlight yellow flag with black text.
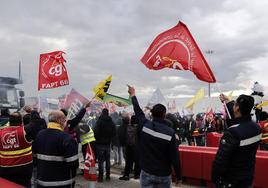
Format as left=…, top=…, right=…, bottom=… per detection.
left=92, top=75, right=112, bottom=101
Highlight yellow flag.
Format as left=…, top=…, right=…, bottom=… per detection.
left=185, top=88, right=205, bottom=109
left=92, top=75, right=112, bottom=101
left=256, top=100, right=268, bottom=109
left=227, top=91, right=233, bottom=100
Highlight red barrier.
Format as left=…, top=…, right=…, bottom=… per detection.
left=206, top=132, right=223, bottom=147
left=179, top=145, right=268, bottom=188
left=180, top=148, right=202, bottom=178
left=253, top=151, right=268, bottom=187
left=0, top=178, right=25, bottom=188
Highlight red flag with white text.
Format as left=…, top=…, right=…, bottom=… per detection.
left=141, top=21, right=216, bottom=83
left=38, top=51, right=69, bottom=90
left=83, top=144, right=97, bottom=181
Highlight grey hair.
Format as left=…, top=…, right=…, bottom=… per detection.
left=48, top=111, right=59, bottom=123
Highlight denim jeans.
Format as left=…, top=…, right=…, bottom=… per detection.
left=140, top=170, right=171, bottom=188
left=112, top=146, right=122, bottom=165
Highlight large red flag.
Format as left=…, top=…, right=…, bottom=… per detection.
left=38, top=51, right=69, bottom=90
left=141, top=21, right=216, bottom=83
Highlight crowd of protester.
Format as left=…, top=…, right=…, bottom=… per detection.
left=0, top=84, right=267, bottom=188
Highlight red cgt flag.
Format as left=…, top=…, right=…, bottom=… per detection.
left=38, top=51, right=69, bottom=90
left=141, top=21, right=216, bottom=83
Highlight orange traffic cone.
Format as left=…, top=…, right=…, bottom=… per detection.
left=83, top=144, right=97, bottom=187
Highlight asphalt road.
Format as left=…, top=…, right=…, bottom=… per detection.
left=75, top=165, right=199, bottom=188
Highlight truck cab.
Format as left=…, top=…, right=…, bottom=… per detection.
left=0, top=77, right=25, bottom=110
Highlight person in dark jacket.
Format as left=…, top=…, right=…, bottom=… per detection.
left=22, top=106, right=33, bottom=126
left=61, top=101, right=91, bottom=143
left=128, top=85, right=181, bottom=188
left=94, top=108, right=116, bottom=182
left=25, top=111, right=47, bottom=141
left=118, top=115, right=130, bottom=147
left=212, top=94, right=262, bottom=188
left=119, top=115, right=140, bottom=181
left=111, top=112, right=123, bottom=166
left=185, top=115, right=196, bottom=145
left=33, top=110, right=79, bottom=188
left=118, top=115, right=130, bottom=167
left=24, top=111, right=47, bottom=187
left=166, top=113, right=181, bottom=144
left=0, top=108, right=10, bottom=127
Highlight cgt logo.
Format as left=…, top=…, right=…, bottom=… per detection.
left=2, top=131, right=19, bottom=149
left=41, top=51, right=66, bottom=79
left=49, top=63, right=65, bottom=77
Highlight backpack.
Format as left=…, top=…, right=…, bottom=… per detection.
left=126, top=124, right=138, bottom=146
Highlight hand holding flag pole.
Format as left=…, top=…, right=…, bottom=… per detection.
left=215, top=83, right=232, bottom=119
left=127, top=84, right=135, bottom=97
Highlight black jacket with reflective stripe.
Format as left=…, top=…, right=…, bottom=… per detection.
left=33, top=128, right=79, bottom=187
left=212, top=113, right=261, bottom=187
left=132, top=96, right=181, bottom=180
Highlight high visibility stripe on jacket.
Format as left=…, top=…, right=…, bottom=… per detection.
left=37, top=178, right=75, bottom=187
left=80, top=127, right=95, bottom=145
left=0, top=126, right=32, bottom=167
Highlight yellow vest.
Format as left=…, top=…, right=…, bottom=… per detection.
left=80, top=127, right=95, bottom=145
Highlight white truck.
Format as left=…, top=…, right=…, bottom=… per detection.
left=0, top=76, right=25, bottom=110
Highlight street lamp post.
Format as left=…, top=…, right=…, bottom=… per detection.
left=205, top=50, right=214, bottom=98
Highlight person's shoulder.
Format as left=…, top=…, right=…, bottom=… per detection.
left=37, top=128, right=48, bottom=135
left=58, top=130, right=71, bottom=137
left=57, top=131, right=75, bottom=142
left=250, top=121, right=262, bottom=133
left=240, top=121, right=261, bottom=132
left=163, top=124, right=175, bottom=135
left=34, top=128, right=48, bottom=141
left=154, top=121, right=175, bottom=135
left=227, top=123, right=241, bottom=137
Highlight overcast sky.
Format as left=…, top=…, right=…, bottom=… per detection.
left=1, top=0, right=268, bottom=102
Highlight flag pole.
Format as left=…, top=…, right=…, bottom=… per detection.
left=62, top=94, right=68, bottom=109
left=38, top=91, right=41, bottom=113
left=215, top=82, right=231, bottom=119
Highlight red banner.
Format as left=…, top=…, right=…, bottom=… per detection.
left=38, top=51, right=69, bottom=90
left=63, top=88, right=89, bottom=109
left=141, top=21, right=216, bottom=83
